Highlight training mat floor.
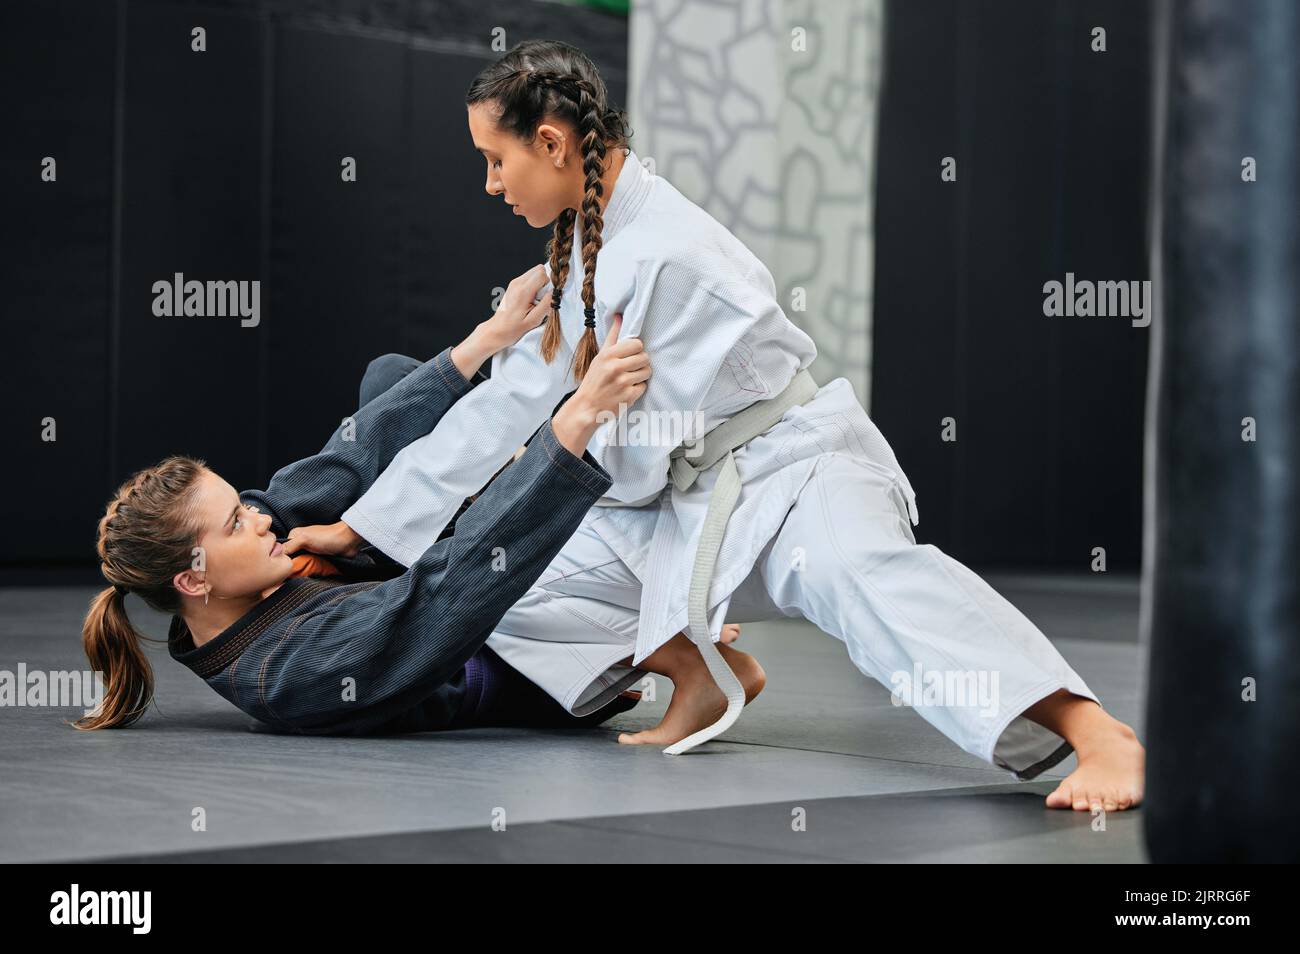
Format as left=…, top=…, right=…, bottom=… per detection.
left=0, top=573, right=1146, bottom=863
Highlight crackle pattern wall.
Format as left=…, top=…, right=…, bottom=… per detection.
left=628, top=0, right=884, bottom=406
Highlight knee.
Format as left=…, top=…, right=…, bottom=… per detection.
left=359, top=353, right=419, bottom=406
left=366, top=352, right=416, bottom=379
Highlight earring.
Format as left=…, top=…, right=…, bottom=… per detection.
left=204, top=585, right=210, bottom=607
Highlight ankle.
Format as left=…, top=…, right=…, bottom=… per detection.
left=1070, top=714, right=1137, bottom=755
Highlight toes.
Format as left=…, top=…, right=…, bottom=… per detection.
left=1048, top=771, right=1145, bottom=813
left=1045, top=784, right=1073, bottom=808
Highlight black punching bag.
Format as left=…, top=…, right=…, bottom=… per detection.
left=1143, top=0, right=1300, bottom=862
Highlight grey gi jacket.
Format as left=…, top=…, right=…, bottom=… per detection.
left=168, top=346, right=618, bottom=735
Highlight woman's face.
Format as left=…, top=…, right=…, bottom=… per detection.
left=175, top=469, right=294, bottom=602
left=468, top=102, right=577, bottom=228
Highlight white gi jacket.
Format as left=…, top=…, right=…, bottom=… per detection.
left=342, top=148, right=919, bottom=666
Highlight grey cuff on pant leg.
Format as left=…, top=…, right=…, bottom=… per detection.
left=570, top=664, right=650, bottom=718
left=986, top=678, right=1101, bottom=780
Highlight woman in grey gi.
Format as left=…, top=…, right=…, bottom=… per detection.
left=73, top=268, right=730, bottom=735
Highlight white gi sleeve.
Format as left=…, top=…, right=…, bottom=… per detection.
left=342, top=324, right=575, bottom=567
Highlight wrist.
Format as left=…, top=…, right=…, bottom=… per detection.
left=551, top=397, right=598, bottom=457
left=449, top=325, right=495, bottom=381
left=335, top=520, right=365, bottom=551
left=471, top=320, right=506, bottom=355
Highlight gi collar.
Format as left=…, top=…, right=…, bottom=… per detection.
left=590, top=147, right=654, bottom=247
left=168, top=576, right=326, bottom=680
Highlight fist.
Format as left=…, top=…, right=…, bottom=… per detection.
left=283, top=521, right=365, bottom=559
left=485, top=264, right=552, bottom=350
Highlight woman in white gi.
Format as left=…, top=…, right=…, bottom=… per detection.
left=322, top=40, right=1143, bottom=813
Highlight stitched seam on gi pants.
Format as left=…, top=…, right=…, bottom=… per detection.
left=921, top=543, right=1065, bottom=691
left=560, top=646, right=600, bottom=701
left=814, top=452, right=912, bottom=535
left=528, top=592, right=637, bottom=702
left=816, top=464, right=1065, bottom=763
left=544, top=591, right=635, bottom=649
left=811, top=466, right=968, bottom=679
left=539, top=557, right=636, bottom=591
left=562, top=645, right=642, bottom=705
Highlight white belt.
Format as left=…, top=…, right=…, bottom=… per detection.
left=657, top=368, right=821, bottom=755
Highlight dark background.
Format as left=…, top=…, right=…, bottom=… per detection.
left=874, top=0, right=1151, bottom=570
left=0, top=0, right=1150, bottom=579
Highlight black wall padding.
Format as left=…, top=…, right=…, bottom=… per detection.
left=874, top=0, right=1151, bottom=570
left=5, top=0, right=1154, bottom=574
left=1144, top=0, right=1299, bottom=862
left=0, top=0, right=629, bottom=570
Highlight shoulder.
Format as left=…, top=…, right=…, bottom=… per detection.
left=633, top=189, right=764, bottom=288
left=619, top=239, right=761, bottom=306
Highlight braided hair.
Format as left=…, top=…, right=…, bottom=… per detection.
left=466, top=39, right=633, bottom=381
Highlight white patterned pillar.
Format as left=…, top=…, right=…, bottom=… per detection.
left=629, top=0, right=885, bottom=406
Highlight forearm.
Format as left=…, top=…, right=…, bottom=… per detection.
left=342, top=326, right=572, bottom=567
left=345, top=395, right=601, bottom=552
left=295, top=337, right=573, bottom=558
left=242, top=347, right=477, bottom=533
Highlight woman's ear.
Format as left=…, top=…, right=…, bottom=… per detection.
left=536, top=122, right=568, bottom=165
left=173, top=568, right=205, bottom=600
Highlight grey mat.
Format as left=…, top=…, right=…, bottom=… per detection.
left=97, top=783, right=1146, bottom=864
left=0, top=574, right=1145, bottom=863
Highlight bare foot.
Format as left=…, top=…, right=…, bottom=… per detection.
left=1045, top=720, right=1145, bottom=812
left=618, top=641, right=765, bottom=746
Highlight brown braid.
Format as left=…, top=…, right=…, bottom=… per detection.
left=466, top=40, right=633, bottom=381
left=527, top=70, right=609, bottom=380
left=543, top=207, right=577, bottom=365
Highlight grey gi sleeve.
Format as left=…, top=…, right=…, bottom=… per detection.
left=239, top=346, right=477, bottom=535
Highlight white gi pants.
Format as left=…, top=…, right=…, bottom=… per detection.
left=487, top=453, right=1101, bottom=779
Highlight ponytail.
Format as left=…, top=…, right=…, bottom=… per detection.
left=77, top=455, right=208, bottom=730
left=72, top=586, right=154, bottom=730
